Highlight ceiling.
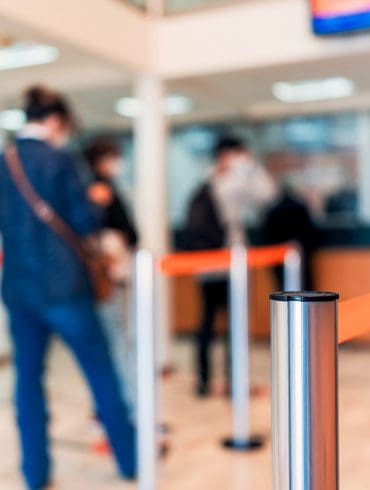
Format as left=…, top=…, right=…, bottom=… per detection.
left=0, top=18, right=133, bottom=128
left=2, top=15, right=370, bottom=130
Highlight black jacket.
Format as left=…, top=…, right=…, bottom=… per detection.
left=95, top=176, right=138, bottom=248
left=184, top=183, right=225, bottom=251
left=263, top=191, right=317, bottom=251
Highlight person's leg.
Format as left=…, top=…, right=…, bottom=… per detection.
left=45, top=297, right=136, bottom=478
left=97, top=288, right=134, bottom=416
left=272, top=265, right=284, bottom=291
left=120, top=285, right=137, bottom=416
left=214, top=281, right=230, bottom=391
left=303, top=250, right=314, bottom=291
left=8, top=309, right=51, bottom=490
left=197, top=281, right=218, bottom=395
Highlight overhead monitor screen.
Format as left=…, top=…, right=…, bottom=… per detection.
left=312, top=0, right=370, bottom=34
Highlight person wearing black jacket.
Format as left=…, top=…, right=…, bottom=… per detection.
left=186, top=182, right=228, bottom=396
left=185, top=136, right=276, bottom=396
left=84, top=137, right=138, bottom=413
left=263, top=187, right=318, bottom=290
left=84, top=138, right=137, bottom=248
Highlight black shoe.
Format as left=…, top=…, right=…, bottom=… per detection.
left=196, top=382, right=210, bottom=397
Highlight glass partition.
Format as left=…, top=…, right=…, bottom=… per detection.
left=256, top=114, right=358, bottom=225
left=77, top=111, right=364, bottom=247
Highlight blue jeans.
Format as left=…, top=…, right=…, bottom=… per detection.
left=8, top=296, right=136, bottom=490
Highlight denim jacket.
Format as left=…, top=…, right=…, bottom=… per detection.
left=0, top=138, right=101, bottom=308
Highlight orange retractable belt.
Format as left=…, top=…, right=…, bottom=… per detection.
left=338, top=293, right=370, bottom=344
left=160, top=244, right=292, bottom=277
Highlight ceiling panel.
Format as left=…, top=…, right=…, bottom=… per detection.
left=2, top=15, right=370, bottom=129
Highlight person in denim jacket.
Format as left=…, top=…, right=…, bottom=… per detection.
left=0, top=86, right=136, bottom=490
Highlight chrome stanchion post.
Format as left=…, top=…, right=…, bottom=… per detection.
left=283, top=244, right=302, bottom=291
left=223, top=244, right=264, bottom=451
left=134, top=250, right=158, bottom=490
left=270, top=292, right=339, bottom=490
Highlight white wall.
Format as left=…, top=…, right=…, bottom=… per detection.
left=155, top=0, right=370, bottom=78
left=3, top=0, right=370, bottom=81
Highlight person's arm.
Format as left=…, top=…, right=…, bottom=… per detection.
left=58, top=152, right=103, bottom=236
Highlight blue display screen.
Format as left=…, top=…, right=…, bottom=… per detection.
left=312, top=1, right=370, bottom=35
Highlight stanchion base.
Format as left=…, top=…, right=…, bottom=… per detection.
left=222, top=436, right=264, bottom=451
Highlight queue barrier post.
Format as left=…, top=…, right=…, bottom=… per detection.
left=283, top=244, right=302, bottom=291
left=134, top=250, right=158, bottom=490
left=157, top=243, right=299, bottom=456
left=270, top=292, right=339, bottom=490
left=222, top=244, right=264, bottom=451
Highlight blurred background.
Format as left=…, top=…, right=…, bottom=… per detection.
left=1, top=0, right=370, bottom=488
left=1, top=0, right=368, bottom=339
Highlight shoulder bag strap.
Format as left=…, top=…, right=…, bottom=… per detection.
left=4, top=145, right=87, bottom=261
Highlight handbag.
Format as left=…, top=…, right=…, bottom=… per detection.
left=4, top=145, right=114, bottom=302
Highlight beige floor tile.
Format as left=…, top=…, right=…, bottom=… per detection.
left=0, top=339, right=369, bottom=489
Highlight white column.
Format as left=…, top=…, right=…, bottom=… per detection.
left=358, top=112, right=370, bottom=223
left=135, top=250, right=158, bottom=490
left=134, top=75, right=171, bottom=369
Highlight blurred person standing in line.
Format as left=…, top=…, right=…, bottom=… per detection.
left=263, top=185, right=318, bottom=290
left=84, top=137, right=138, bottom=413
left=185, top=136, right=276, bottom=396
left=0, top=86, right=136, bottom=490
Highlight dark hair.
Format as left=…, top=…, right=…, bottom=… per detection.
left=84, top=137, right=120, bottom=169
left=24, top=85, right=74, bottom=124
left=213, top=135, right=248, bottom=160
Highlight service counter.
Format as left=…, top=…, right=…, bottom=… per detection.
left=170, top=248, right=370, bottom=340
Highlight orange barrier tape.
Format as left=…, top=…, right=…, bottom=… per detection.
left=160, top=249, right=230, bottom=276
left=248, top=244, right=292, bottom=269
left=160, top=244, right=291, bottom=277
left=338, top=293, right=370, bottom=344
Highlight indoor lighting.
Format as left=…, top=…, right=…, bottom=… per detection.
left=115, top=94, right=192, bottom=118
left=272, top=77, right=355, bottom=103
left=115, top=97, right=141, bottom=118
left=164, top=95, right=192, bottom=115
left=0, top=109, right=26, bottom=131
left=0, top=43, right=59, bottom=71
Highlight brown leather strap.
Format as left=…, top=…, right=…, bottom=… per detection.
left=4, top=145, right=87, bottom=261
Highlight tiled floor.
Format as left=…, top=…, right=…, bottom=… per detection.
left=0, top=339, right=370, bottom=489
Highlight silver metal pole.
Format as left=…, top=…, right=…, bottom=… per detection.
left=135, top=250, right=158, bottom=490
left=223, top=244, right=263, bottom=450
left=270, top=292, right=339, bottom=490
left=283, top=244, right=302, bottom=291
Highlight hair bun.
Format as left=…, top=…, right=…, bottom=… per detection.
left=23, top=84, right=73, bottom=125
left=25, top=86, right=48, bottom=106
